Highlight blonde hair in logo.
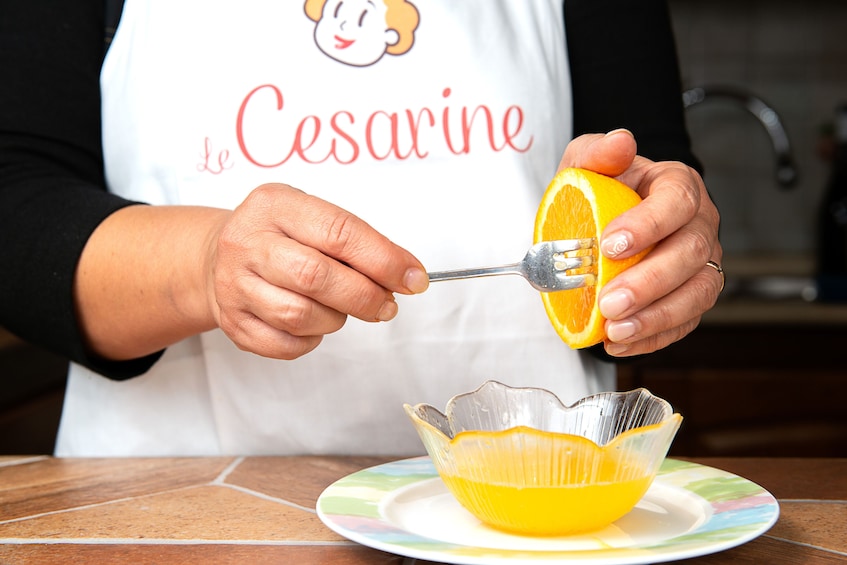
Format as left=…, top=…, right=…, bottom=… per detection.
left=304, top=0, right=420, bottom=55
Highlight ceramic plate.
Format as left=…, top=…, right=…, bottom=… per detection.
left=317, top=457, right=779, bottom=564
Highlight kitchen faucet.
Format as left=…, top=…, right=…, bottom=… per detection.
left=683, top=85, right=798, bottom=188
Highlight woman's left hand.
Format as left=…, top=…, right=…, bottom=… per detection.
left=558, top=129, right=723, bottom=356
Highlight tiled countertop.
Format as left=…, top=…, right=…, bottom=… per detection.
left=1, top=455, right=845, bottom=564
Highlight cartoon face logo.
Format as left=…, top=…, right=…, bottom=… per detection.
left=304, top=0, right=419, bottom=67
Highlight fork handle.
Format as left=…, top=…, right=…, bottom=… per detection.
left=427, top=263, right=523, bottom=282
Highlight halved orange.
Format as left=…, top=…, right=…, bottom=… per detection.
left=533, top=168, right=650, bottom=348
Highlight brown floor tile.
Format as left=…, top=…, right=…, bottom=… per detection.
left=225, top=456, right=392, bottom=508
left=687, top=458, right=847, bottom=500
left=0, top=543, right=402, bottom=565
left=768, top=501, right=847, bottom=553
left=0, top=484, right=344, bottom=542
left=0, top=458, right=234, bottom=522
left=671, top=535, right=847, bottom=564
left=2, top=537, right=844, bottom=565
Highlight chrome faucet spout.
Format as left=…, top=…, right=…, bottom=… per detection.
left=683, top=85, right=798, bottom=188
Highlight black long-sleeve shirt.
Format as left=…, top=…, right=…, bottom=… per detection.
left=0, top=0, right=700, bottom=380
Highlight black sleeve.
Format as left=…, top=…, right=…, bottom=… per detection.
left=564, top=0, right=703, bottom=364
left=0, top=0, right=162, bottom=379
left=565, top=0, right=702, bottom=173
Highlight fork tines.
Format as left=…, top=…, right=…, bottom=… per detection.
left=551, top=237, right=595, bottom=272
left=551, top=238, right=596, bottom=287
left=549, top=238, right=595, bottom=253
left=554, top=255, right=593, bottom=272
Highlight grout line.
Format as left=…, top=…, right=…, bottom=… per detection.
left=0, top=484, right=203, bottom=526
left=763, top=535, right=847, bottom=558
left=218, top=482, right=317, bottom=514
left=0, top=456, right=49, bottom=469
left=209, top=456, right=317, bottom=513
left=779, top=499, right=847, bottom=505
left=1, top=457, right=316, bottom=526
left=0, top=538, right=357, bottom=546
left=211, top=456, right=244, bottom=485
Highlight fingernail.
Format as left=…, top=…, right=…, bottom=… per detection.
left=605, top=342, right=629, bottom=356
left=405, top=268, right=429, bottom=294
left=599, top=290, right=633, bottom=319
left=605, top=128, right=634, bottom=139
left=376, top=299, right=398, bottom=322
left=607, top=320, right=637, bottom=342
left=601, top=232, right=631, bottom=258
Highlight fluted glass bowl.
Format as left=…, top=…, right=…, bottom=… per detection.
left=404, top=380, right=683, bottom=536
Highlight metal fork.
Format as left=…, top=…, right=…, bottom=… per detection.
left=427, top=238, right=596, bottom=292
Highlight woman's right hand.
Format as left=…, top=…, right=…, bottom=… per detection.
left=75, top=183, right=428, bottom=362
left=205, top=183, right=429, bottom=359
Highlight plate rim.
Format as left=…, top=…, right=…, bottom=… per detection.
left=316, top=456, right=780, bottom=565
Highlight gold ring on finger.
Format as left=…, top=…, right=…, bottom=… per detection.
left=705, top=260, right=725, bottom=292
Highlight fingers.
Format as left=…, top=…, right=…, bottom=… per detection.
left=601, top=261, right=722, bottom=357
left=244, top=184, right=429, bottom=296
left=217, top=277, right=341, bottom=360
left=601, top=162, right=710, bottom=261
left=208, top=183, right=429, bottom=360
left=600, top=193, right=717, bottom=318
left=558, top=129, right=638, bottom=177
left=569, top=148, right=723, bottom=357
left=250, top=232, right=400, bottom=323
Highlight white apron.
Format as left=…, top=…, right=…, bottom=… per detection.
left=55, top=0, right=615, bottom=456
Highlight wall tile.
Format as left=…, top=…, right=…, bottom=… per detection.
left=670, top=0, right=847, bottom=255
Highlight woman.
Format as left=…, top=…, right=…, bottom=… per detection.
left=0, top=0, right=721, bottom=455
